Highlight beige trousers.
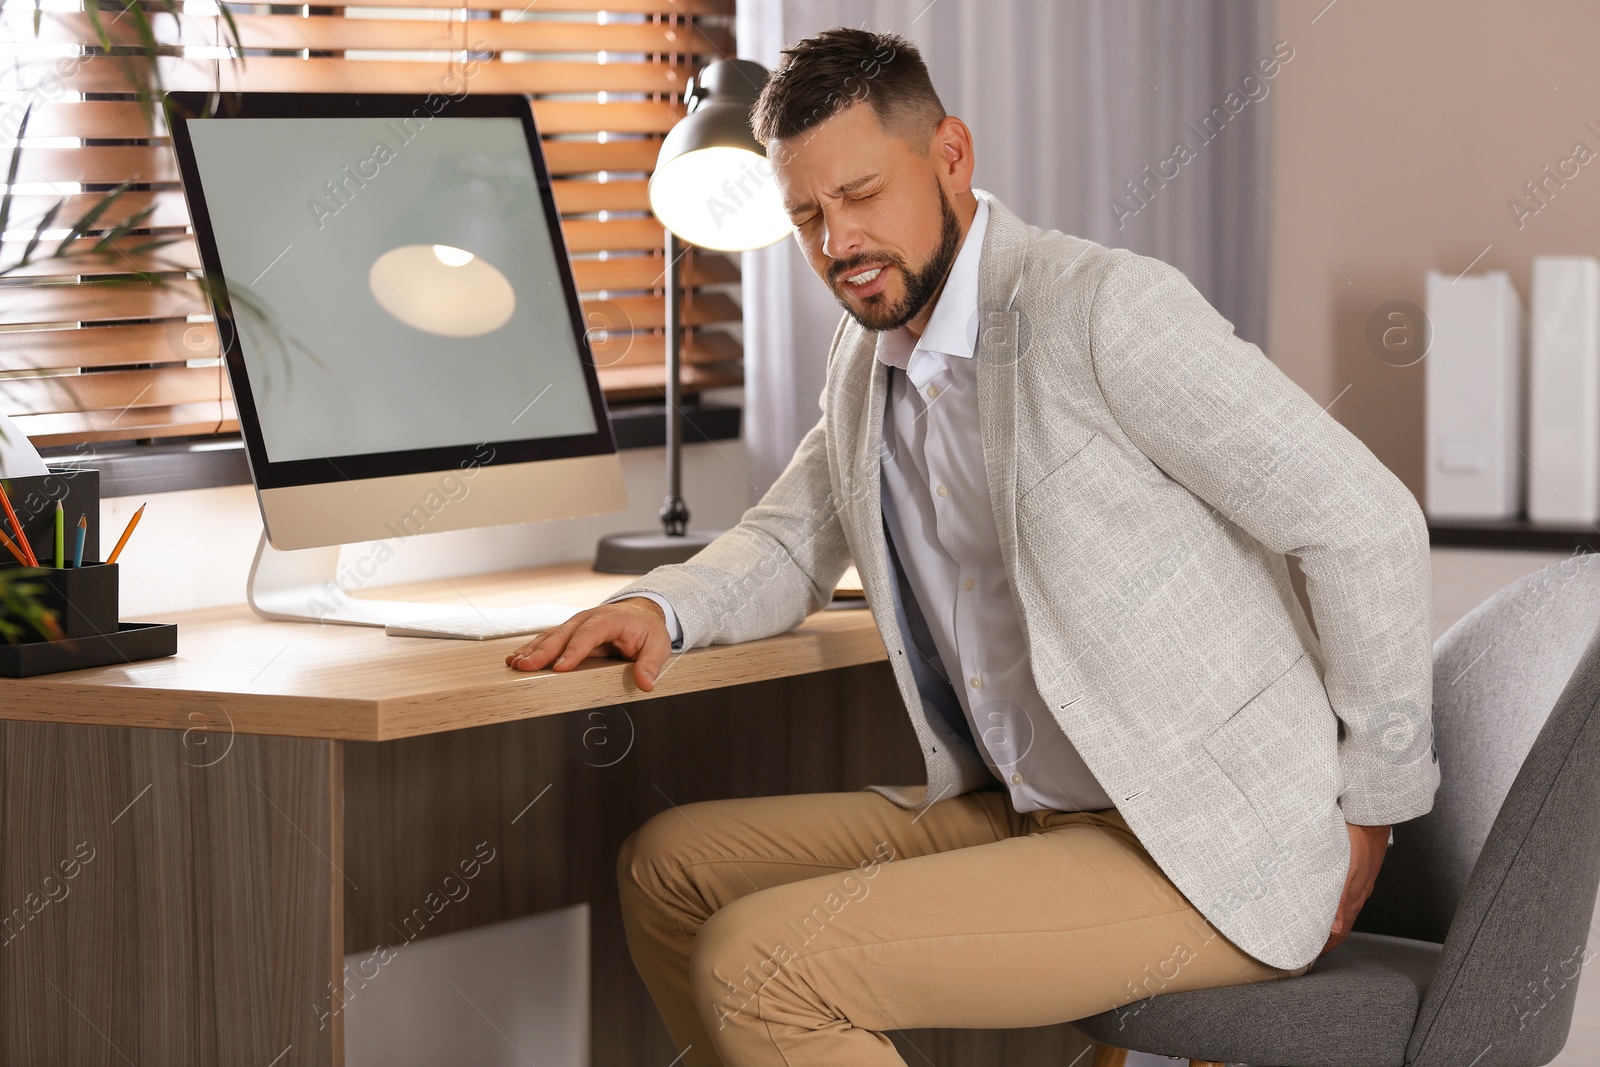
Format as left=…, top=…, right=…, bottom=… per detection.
left=617, top=787, right=1312, bottom=1067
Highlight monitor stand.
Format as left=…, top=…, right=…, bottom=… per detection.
left=246, top=530, right=467, bottom=627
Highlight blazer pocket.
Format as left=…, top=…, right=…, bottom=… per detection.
left=1018, top=432, right=1102, bottom=505
left=1201, top=652, right=1340, bottom=848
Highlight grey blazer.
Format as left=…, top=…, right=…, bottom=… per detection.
left=608, top=189, right=1441, bottom=970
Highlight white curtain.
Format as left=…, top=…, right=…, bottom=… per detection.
left=735, top=0, right=1276, bottom=497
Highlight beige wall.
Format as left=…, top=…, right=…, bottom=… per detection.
left=1267, top=0, right=1600, bottom=498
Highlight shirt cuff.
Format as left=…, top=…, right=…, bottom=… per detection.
left=603, top=591, right=683, bottom=651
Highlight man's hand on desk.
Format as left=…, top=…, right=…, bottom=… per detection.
left=505, top=597, right=672, bottom=691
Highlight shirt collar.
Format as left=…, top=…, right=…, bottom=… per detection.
left=875, top=197, right=990, bottom=379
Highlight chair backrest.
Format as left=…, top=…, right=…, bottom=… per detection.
left=1394, top=554, right=1600, bottom=1067
left=1358, top=552, right=1600, bottom=944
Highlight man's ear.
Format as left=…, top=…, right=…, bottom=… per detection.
left=929, top=115, right=975, bottom=193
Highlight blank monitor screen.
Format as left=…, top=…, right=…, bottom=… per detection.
left=167, top=93, right=614, bottom=489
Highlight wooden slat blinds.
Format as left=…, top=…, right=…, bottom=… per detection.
left=0, top=0, right=745, bottom=449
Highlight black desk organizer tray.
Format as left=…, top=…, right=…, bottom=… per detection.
left=0, top=468, right=177, bottom=678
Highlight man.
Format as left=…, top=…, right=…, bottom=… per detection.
left=508, top=27, right=1439, bottom=1067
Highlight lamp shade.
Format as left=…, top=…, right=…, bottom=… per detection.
left=648, top=59, right=791, bottom=252
left=371, top=154, right=527, bottom=338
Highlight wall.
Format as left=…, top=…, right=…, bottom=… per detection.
left=1267, top=0, right=1600, bottom=497
left=343, top=907, right=589, bottom=1067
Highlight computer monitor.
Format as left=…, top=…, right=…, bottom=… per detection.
left=166, top=91, right=627, bottom=626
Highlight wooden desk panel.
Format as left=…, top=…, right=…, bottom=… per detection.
left=0, top=561, right=884, bottom=741
left=0, top=723, right=342, bottom=1066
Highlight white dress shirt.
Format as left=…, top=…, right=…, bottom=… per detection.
left=873, top=200, right=1113, bottom=812
left=609, top=198, right=1114, bottom=813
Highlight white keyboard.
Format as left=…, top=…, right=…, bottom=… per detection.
left=384, top=603, right=584, bottom=641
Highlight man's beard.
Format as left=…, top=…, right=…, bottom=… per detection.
left=827, top=187, right=963, bottom=333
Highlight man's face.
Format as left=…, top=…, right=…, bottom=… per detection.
left=772, top=103, right=962, bottom=332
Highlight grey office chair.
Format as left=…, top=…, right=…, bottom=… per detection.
left=1074, top=552, right=1600, bottom=1067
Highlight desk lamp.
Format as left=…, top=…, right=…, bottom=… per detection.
left=593, top=58, right=791, bottom=573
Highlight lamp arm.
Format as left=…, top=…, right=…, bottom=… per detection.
left=659, top=229, right=689, bottom=537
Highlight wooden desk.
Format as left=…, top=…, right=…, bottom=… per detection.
left=0, top=561, right=1097, bottom=1066
left=0, top=562, right=887, bottom=740
left=0, top=561, right=902, bottom=1067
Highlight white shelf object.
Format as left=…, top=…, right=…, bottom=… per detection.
left=1528, top=255, right=1600, bottom=525
left=1426, top=269, right=1526, bottom=520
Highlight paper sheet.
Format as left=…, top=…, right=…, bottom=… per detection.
left=0, top=411, right=48, bottom=479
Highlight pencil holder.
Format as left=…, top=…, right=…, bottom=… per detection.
left=0, top=466, right=101, bottom=566
left=0, top=559, right=119, bottom=640
left=0, top=468, right=175, bottom=675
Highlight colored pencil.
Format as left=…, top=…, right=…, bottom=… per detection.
left=105, top=502, right=146, bottom=565
left=0, top=526, right=27, bottom=566
left=72, top=515, right=86, bottom=569
left=0, top=482, right=37, bottom=567
left=53, top=501, right=63, bottom=568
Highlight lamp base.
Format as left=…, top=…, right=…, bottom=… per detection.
left=593, top=529, right=722, bottom=574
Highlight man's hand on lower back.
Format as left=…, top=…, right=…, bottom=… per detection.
left=1320, top=821, right=1391, bottom=956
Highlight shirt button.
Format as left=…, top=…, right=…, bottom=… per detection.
left=1010, top=772, right=1023, bottom=785
left=926, top=384, right=940, bottom=399
left=936, top=484, right=947, bottom=496
left=969, top=675, right=982, bottom=689
left=963, top=577, right=974, bottom=590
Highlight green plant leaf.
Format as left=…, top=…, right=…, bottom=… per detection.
left=0, top=574, right=63, bottom=645
left=17, top=194, right=66, bottom=266
left=52, top=180, right=132, bottom=257
left=0, top=101, right=33, bottom=245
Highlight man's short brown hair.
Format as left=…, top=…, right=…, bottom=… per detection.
left=750, top=27, right=946, bottom=150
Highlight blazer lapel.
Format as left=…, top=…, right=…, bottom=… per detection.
left=973, top=192, right=1028, bottom=583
